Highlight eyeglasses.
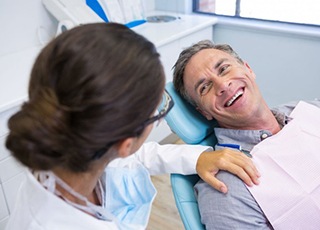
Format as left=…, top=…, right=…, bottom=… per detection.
left=140, top=89, right=174, bottom=128
left=93, top=90, right=174, bottom=160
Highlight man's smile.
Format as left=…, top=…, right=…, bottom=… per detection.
left=225, top=88, right=244, bottom=107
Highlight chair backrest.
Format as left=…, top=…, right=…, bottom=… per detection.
left=165, top=82, right=218, bottom=146
left=164, top=82, right=218, bottom=230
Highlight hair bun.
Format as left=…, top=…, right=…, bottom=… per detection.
left=6, top=88, right=70, bottom=170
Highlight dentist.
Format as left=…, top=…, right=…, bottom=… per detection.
left=5, top=23, right=258, bottom=230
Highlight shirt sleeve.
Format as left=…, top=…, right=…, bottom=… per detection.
left=134, top=141, right=212, bottom=175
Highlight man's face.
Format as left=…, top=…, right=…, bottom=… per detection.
left=184, top=48, right=263, bottom=129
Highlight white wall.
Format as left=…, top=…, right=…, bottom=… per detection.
left=144, top=0, right=188, bottom=13
left=0, top=0, right=57, bottom=57
left=154, top=0, right=192, bottom=14
left=142, top=0, right=155, bottom=12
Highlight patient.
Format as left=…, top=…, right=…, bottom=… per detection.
left=173, top=40, right=320, bottom=229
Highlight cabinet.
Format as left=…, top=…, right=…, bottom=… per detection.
left=0, top=106, right=26, bottom=228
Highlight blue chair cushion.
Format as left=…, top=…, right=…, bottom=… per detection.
left=170, top=174, right=204, bottom=230
left=165, top=82, right=218, bottom=144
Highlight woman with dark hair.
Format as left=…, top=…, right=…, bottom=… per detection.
left=5, top=23, right=257, bottom=230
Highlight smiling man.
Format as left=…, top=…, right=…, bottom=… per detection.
left=175, top=42, right=279, bottom=133
left=173, top=40, right=320, bottom=229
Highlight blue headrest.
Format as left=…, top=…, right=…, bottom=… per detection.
left=164, top=82, right=218, bottom=144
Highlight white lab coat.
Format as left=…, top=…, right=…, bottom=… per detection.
left=6, top=142, right=210, bottom=230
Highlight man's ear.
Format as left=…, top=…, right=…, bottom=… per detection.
left=117, top=138, right=134, bottom=158
left=244, top=61, right=256, bottom=79
left=196, top=107, right=214, bottom=120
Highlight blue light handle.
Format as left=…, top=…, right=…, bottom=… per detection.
left=125, top=19, right=146, bottom=28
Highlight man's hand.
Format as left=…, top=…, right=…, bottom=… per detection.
left=196, top=149, right=260, bottom=194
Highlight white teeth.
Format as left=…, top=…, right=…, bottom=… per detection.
left=226, top=89, right=244, bottom=107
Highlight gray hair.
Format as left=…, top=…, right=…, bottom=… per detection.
left=172, top=40, right=244, bottom=106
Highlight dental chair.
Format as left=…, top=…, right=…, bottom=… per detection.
left=164, top=82, right=218, bottom=230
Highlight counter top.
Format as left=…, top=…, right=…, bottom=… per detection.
left=133, top=11, right=217, bottom=47
left=0, top=12, right=217, bottom=113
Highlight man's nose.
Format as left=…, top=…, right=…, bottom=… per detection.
left=214, top=79, right=232, bottom=96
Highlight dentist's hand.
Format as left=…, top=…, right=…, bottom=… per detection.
left=196, top=149, right=260, bottom=194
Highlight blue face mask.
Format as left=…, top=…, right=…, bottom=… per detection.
left=104, top=157, right=157, bottom=230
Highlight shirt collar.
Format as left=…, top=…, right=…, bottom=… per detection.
left=214, top=109, right=292, bottom=151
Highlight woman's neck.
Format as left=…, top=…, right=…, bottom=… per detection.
left=52, top=166, right=105, bottom=205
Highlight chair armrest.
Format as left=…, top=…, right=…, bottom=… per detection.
left=170, top=174, right=205, bottom=230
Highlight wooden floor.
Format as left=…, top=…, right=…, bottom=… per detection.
left=147, top=174, right=184, bottom=230
left=147, top=138, right=185, bottom=230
